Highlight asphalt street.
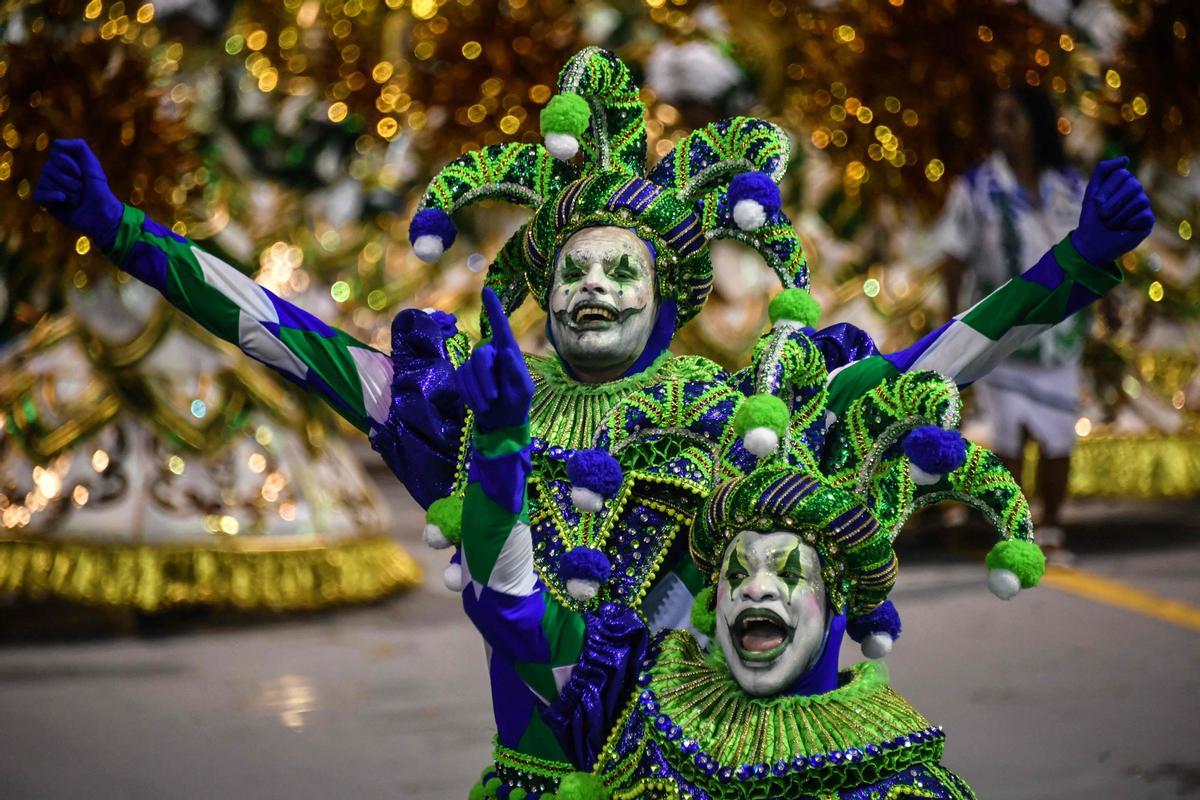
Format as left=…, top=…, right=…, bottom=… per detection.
left=0, top=479, right=1197, bottom=800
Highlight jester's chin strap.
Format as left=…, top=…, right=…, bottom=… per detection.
left=782, top=611, right=847, bottom=697
left=546, top=299, right=679, bottom=381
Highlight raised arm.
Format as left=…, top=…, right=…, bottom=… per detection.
left=827, top=157, right=1153, bottom=416
left=34, top=139, right=391, bottom=434
left=456, top=289, right=586, bottom=685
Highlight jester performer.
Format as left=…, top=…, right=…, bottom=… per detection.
left=454, top=312, right=1026, bottom=796
left=34, top=45, right=1153, bottom=797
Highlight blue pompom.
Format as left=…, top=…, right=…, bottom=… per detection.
left=846, top=600, right=901, bottom=643
left=728, top=172, right=782, bottom=217
left=902, top=426, right=967, bottom=475
left=565, top=449, right=623, bottom=498
left=409, top=207, right=458, bottom=248
left=560, top=546, right=611, bottom=583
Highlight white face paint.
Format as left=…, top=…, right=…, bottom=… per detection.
left=548, top=227, right=658, bottom=384
left=714, top=531, right=828, bottom=697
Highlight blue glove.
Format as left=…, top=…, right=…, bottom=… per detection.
left=32, top=139, right=124, bottom=250
left=1068, top=156, right=1155, bottom=266
left=454, top=288, right=534, bottom=432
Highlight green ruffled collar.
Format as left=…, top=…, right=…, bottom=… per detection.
left=641, top=631, right=942, bottom=783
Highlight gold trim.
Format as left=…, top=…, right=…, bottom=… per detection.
left=0, top=533, right=422, bottom=612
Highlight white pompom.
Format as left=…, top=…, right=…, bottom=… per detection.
left=909, top=462, right=943, bottom=486
left=544, top=133, right=580, bottom=161
left=413, top=234, right=445, bottom=263
left=566, top=578, right=599, bottom=602
left=422, top=524, right=452, bottom=550
left=987, top=568, right=1021, bottom=600
left=743, top=427, right=780, bottom=457
left=732, top=198, right=767, bottom=231
left=822, top=410, right=838, bottom=434
left=442, top=562, right=464, bottom=593
left=570, top=486, right=605, bottom=513
left=860, top=632, right=894, bottom=660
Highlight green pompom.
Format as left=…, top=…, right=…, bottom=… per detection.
left=540, top=93, right=591, bottom=137
left=556, top=771, right=608, bottom=800
left=483, top=777, right=502, bottom=798
left=509, top=790, right=527, bottom=800
left=734, top=394, right=789, bottom=438
left=468, top=780, right=487, bottom=800
left=426, top=495, right=464, bottom=546
left=690, top=586, right=716, bottom=636
left=985, top=539, right=1046, bottom=588
left=768, top=288, right=821, bottom=329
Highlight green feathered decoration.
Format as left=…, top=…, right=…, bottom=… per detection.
left=769, top=287, right=821, bottom=329
left=690, top=585, right=716, bottom=636
left=556, top=771, right=609, bottom=800
left=985, top=539, right=1046, bottom=588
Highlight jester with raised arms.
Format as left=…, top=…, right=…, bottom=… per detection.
left=34, top=46, right=1153, bottom=799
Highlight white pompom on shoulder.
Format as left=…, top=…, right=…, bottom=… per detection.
left=570, top=486, right=605, bottom=513
left=566, top=578, right=599, bottom=602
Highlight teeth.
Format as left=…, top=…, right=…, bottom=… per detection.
left=572, top=305, right=616, bottom=322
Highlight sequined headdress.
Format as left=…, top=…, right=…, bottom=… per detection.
left=408, top=47, right=808, bottom=328
left=692, top=366, right=1047, bottom=656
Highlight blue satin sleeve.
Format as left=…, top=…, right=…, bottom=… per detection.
left=541, top=602, right=649, bottom=770
left=369, top=309, right=466, bottom=509
left=809, top=321, right=879, bottom=371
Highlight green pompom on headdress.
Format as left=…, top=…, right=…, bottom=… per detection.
left=408, top=46, right=811, bottom=328
left=695, top=367, right=1045, bottom=632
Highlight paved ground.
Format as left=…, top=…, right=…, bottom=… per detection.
left=0, top=480, right=1198, bottom=799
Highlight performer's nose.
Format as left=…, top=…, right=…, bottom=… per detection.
left=743, top=575, right=779, bottom=603
left=580, top=262, right=609, bottom=295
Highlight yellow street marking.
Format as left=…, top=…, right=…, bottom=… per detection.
left=1041, top=565, right=1200, bottom=633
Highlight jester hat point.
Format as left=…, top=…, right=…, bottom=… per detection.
left=409, top=46, right=809, bottom=327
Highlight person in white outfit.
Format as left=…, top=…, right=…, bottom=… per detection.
left=935, top=86, right=1116, bottom=561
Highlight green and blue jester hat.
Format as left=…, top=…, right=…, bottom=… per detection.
left=693, top=365, right=1049, bottom=662
left=407, top=46, right=810, bottom=346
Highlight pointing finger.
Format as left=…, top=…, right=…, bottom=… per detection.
left=472, top=347, right=499, bottom=405
left=481, top=287, right=517, bottom=351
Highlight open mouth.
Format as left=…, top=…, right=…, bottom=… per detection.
left=570, top=301, right=619, bottom=327
left=730, top=608, right=793, bottom=663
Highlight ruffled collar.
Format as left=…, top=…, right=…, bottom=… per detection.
left=635, top=630, right=944, bottom=789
